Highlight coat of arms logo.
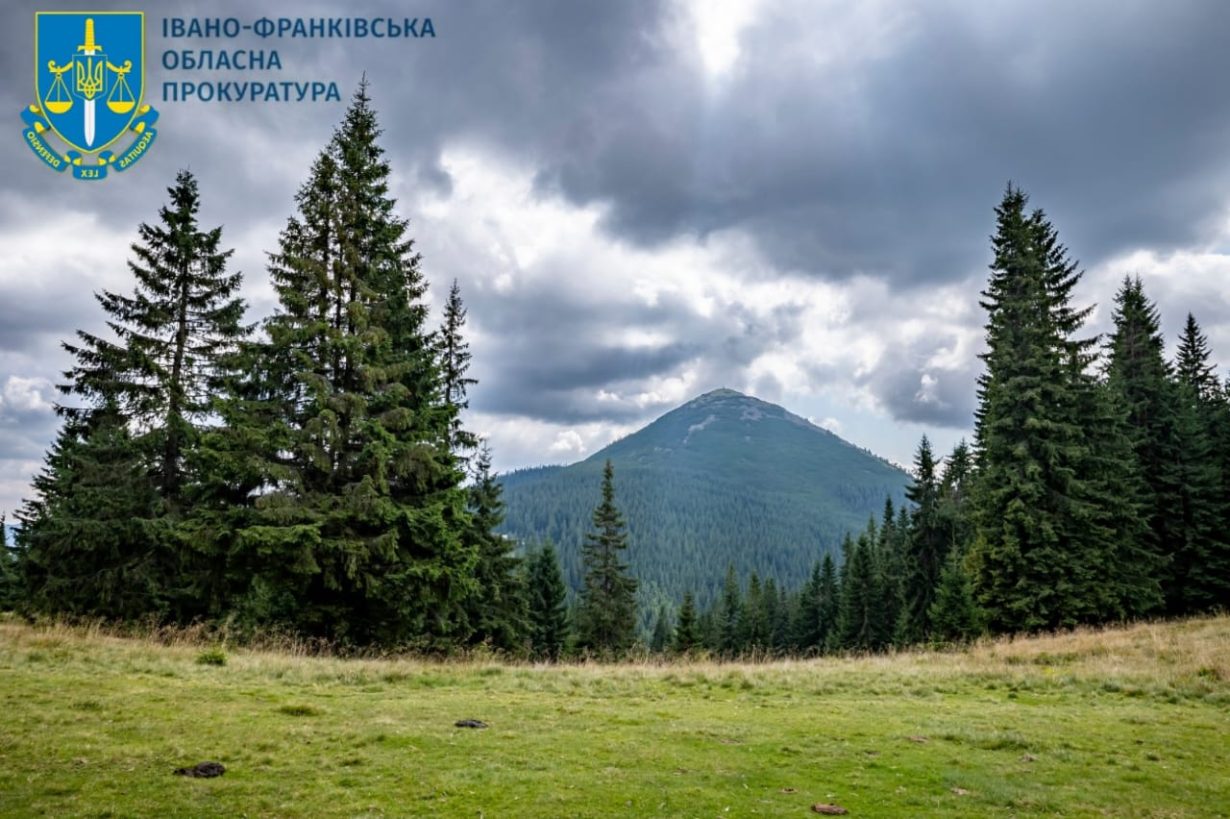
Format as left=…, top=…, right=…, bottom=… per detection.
left=22, top=12, right=159, bottom=180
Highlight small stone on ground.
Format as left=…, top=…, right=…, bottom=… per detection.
left=454, top=719, right=488, bottom=728
left=812, top=804, right=848, bottom=815
left=174, top=761, right=225, bottom=778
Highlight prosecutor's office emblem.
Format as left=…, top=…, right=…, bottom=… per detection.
left=22, top=12, right=159, bottom=180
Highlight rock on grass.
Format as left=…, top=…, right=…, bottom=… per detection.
left=174, top=761, right=225, bottom=778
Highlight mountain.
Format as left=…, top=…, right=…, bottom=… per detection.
left=499, top=389, right=911, bottom=615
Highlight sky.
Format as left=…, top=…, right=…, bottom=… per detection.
left=3, top=0, right=1230, bottom=516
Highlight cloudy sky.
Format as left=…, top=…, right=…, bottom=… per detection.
left=3, top=0, right=1230, bottom=516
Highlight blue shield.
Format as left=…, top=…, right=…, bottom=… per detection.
left=35, top=12, right=144, bottom=154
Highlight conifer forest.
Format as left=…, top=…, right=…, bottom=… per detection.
left=3, top=88, right=1228, bottom=660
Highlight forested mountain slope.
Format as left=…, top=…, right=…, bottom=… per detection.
left=499, top=389, right=910, bottom=611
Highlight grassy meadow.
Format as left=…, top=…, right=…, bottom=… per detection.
left=0, top=616, right=1227, bottom=817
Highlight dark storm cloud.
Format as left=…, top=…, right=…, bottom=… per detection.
left=863, top=358, right=977, bottom=429
left=6, top=0, right=1230, bottom=277
left=538, top=1, right=1230, bottom=283
left=456, top=275, right=795, bottom=424
left=3, top=0, right=1230, bottom=487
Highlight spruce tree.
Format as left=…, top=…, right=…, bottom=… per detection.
left=927, top=550, right=982, bottom=644
left=650, top=604, right=671, bottom=653
left=220, top=84, right=475, bottom=644
left=575, top=460, right=638, bottom=654
left=64, top=170, right=245, bottom=506
left=718, top=564, right=743, bottom=656
left=835, top=529, right=886, bottom=651
left=874, top=498, right=906, bottom=645
left=816, top=552, right=840, bottom=653
left=938, top=441, right=975, bottom=557
left=767, top=579, right=791, bottom=651
left=672, top=591, right=700, bottom=653
left=1075, top=365, right=1158, bottom=619
left=899, top=436, right=945, bottom=642
left=1176, top=314, right=1220, bottom=402
left=971, top=187, right=1105, bottom=632
left=793, top=562, right=824, bottom=651
left=1169, top=318, right=1227, bottom=610
left=1104, top=278, right=1183, bottom=599
left=526, top=541, right=569, bottom=660
left=21, top=172, right=243, bottom=621
left=739, top=572, right=769, bottom=650
left=17, top=407, right=163, bottom=618
left=438, top=279, right=479, bottom=458
left=462, top=445, right=527, bottom=651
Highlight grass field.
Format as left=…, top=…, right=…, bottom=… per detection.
left=0, top=617, right=1227, bottom=817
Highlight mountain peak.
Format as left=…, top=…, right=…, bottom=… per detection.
left=684, top=387, right=768, bottom=409
left=693, top=387, right=747, bottom=400
left=499, top=389, right=910, bottom=610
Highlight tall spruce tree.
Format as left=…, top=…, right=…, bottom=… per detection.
left=64, top=170, right=245, bottom=505
left=526, top=541, right=569, bottom=660
left=1104, top=278, right=1182, bottom=597
left=220, top=84, right=475, bottom=644
left=1170, top=314, right=1228, bottom=610
left=21, top=172, right=244, bottom=621
left=1077, top=361, right=1159, bottom=619
left=575, top=460, right=638, bottom=654
left=971, top=187, right=1107, bottom=632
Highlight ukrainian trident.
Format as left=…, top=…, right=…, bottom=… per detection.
left=22, top=12, right=160, bottom=180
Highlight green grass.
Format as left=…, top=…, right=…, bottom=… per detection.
left=1, top=617, right=1228, bottom=817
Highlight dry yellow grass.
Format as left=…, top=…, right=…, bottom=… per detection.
left=4, top=612, right=1226, bottom=689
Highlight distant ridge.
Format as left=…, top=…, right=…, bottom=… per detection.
left=499, top=389, right=911, bottom=615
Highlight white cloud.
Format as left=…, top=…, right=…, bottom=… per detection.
left=1, top=377, right=54, bottom=414
left=548, top=430, right=587, bottom=456
left=679, top=0, right=765, bottom=76
left=1084, top=246, right=1230, bottom=367
left=409, top=147, right=991, bottom=469
left=814, top=416, right=843, bottom=434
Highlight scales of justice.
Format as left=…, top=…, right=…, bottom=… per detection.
left=43, top=17, right=136, bottom=148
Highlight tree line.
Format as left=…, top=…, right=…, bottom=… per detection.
left=0, top=86, right=656, bottom=659
left=643, top=186, right=1230, bottom=657
left=0, top=86, right=532, bottom=652
left=0, top=90, right=1225, bottom=658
